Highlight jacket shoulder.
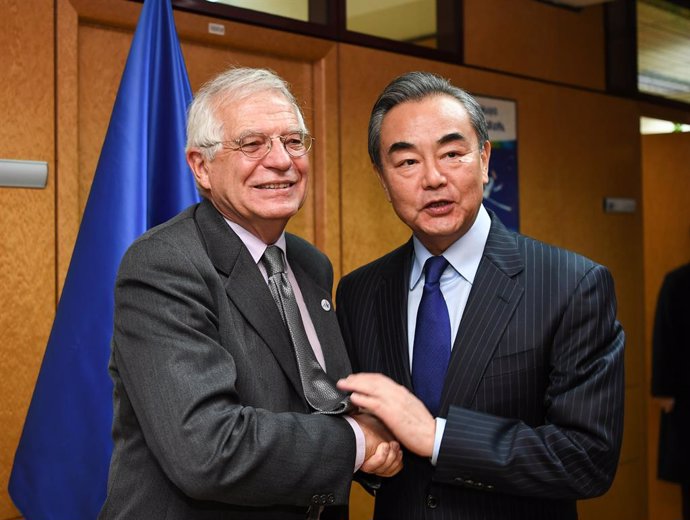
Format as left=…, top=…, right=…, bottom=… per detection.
left=120, top=204, right=202, bottom=267
left=514, top=231, right=601, bottom=275
left=132, top=204, right=198, bottom=245
left=286, top=232, right=328, bottom=266
left=665, top=262, right=690, bottom=283
left=286, top=232, right=333, bottom=290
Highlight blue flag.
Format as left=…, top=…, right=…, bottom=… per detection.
left=9, top=1, right=199, bottom=518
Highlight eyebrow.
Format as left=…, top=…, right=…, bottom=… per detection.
left=437, top=132, right=468, bottom=145
left=387, top=141, right=414, bottom=155
left=236, top=127, right=306, bottom=138
left=386, top=132, right=469, bottom=156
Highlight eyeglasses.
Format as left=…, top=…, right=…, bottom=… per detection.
left=204, top=132, right=314, bottom=159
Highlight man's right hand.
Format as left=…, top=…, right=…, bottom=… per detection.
left=352, top=413, right=403, bottom=477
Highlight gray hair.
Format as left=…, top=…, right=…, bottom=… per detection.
left=368, top=71, right=489, bottom=170
left=186, top=67, right=307, bottom=161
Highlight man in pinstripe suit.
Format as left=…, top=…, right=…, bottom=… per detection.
left=336, top=71, right=625, bottom=519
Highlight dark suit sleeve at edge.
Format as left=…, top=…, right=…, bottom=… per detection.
left=651, top=274, right=678, bottom=397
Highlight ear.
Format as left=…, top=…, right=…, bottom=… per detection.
left=479, top=140, right=492, bottom=184
left=187, top=149, right=212, bottom=192
left=375, top=167, right=392, bottom=203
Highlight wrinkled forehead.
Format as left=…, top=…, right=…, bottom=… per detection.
left=215, top=90, right=306, bottom=135
left=380, top=95, right=477, bottom=148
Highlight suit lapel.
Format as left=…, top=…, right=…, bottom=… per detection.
left=376, top=241, right=414, bottom=390
left=439, top=214, right=524, bottom=413
left=193, top=200, right=304, bottom=401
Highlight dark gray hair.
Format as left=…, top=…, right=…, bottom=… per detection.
left=368, top=71, right=489, bottom=170
left=186, top=67, right=306, bottom=161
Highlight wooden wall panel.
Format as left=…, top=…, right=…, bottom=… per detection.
left=0, top=0, right=55, bottom=518
left=338, top=43, right=645, bottom=520
left=464, top=0, right=606, bottom=91
left=56, top=0, right=79, bottom=295
left=642, top=131, right=690, bottom=520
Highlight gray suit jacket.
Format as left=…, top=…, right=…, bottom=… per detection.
left=336, top=212, right=625, bottom=520
left=99, top=199, right=355, bottom=520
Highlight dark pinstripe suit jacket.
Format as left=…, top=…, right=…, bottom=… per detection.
left=336, top=212, right=625, bottom=520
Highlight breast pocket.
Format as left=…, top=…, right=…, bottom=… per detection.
left=484, top=347, right=538, bottom=378
left=475, top=347, right=547, bottom=421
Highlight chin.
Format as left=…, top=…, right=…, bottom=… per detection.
left=261, top=207, right=301, bottom=221
left=419, top=220, right=463, bottom=236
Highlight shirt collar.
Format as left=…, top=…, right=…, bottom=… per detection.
left=224, top=218, right=287, bottom=264
left=410, top=204, right=491, bottom=290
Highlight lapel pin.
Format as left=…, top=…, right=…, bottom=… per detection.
left=321, top=299, right=331, bottom=311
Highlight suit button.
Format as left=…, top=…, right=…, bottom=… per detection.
left=327, top=494, right=335, bottom=504
left=311, top=495, right=320, bottom=505
left=426, top=494, right=438, bottom=509
left=320, top=494, right=329, bottom=505
left=454, top=476, right=465, bottom=483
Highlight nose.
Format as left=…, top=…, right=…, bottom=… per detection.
left=422, top=161, right=447, bottom=189
left=262, top=137, right=293, bottom=170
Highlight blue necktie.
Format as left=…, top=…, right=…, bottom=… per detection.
left=412, top=256, right=451, bottom=416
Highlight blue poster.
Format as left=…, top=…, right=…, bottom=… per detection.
left=477, top=96, right=519, bottom=231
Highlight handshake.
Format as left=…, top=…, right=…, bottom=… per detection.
left=337, top=373, right=437, bottom=478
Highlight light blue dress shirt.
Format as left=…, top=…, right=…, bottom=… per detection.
left=407, top=205, right=491, bottom=464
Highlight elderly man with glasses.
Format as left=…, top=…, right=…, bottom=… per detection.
left=98, top=67, right=401, bottom=520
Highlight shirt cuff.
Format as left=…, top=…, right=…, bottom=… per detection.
left=344, top=416, right=366, bottom=472
left=430, top=417, right=446, bottom=466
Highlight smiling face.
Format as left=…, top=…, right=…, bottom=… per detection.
left=187, top=91, right=309, bottom=244
left=376, top=94, right=490, bottom=255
